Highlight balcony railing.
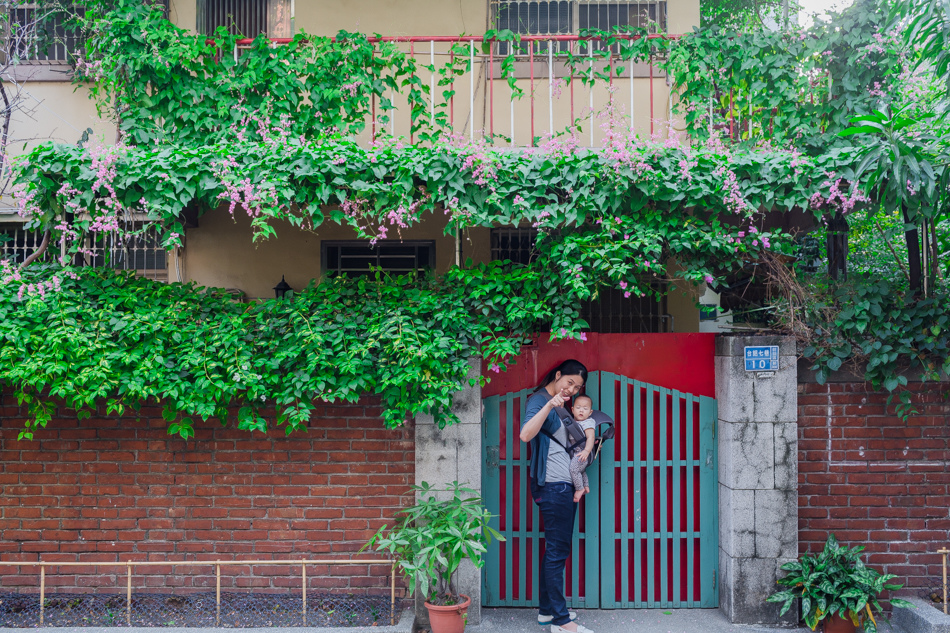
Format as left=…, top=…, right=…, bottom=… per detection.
left=231, top=33, right=682, bottom=147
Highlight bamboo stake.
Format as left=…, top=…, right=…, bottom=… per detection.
left=390, top=562, right=397, bottom=626
left=35, top=559, right=389, bottom=566
left=39, top=566, right=45, bottom=626
left=302, top=564, right=307, bottom=626
left=126, top=564, right=132, bottom=625
left=940, top=548, right=949, bottom=615
left=216, top=563, right=221, bottom=626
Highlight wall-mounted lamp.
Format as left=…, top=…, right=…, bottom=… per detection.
left=273, top=275, right=293, bottom=299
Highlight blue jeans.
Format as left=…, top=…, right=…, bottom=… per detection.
left=537, top=481, right=577, bottom=626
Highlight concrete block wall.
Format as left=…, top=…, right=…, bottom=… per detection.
left=716, top=335, right=798, bottom=626
left=413, top=360, right=483, bottom=626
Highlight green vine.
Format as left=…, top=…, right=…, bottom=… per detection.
left=5, top=0, right=947, bottom=436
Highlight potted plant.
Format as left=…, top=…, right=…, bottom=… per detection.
left=364, top=481, right=504, bottom=633
left=767, top=534, right=914, bottom=633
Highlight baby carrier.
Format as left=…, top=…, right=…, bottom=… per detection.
left=537, top=391, right=616, bottom=467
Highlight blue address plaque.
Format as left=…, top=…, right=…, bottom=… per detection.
left=744, top=345, right=779, bottom=371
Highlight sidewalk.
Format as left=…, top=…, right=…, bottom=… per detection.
left=477, top=608, right=813, bottom=633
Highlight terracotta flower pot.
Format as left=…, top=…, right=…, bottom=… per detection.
left=822, top=613, right=857, bottom=633
left=424, top=594, right=471, bottom=633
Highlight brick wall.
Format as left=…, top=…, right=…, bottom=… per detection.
left=798, top=379, right=950, bottom=593
left=0, top=391, right=414, bottom=594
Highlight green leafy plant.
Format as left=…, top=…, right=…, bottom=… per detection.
left=767, top=534, right=913, bottom=633
left=362, top=482, right=503, bottom=605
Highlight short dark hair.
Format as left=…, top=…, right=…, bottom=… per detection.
left=574, top=395, right=592, bottom=405
left=539, top=359, right=589, bottom=389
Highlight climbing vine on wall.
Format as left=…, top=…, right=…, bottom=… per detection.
left=4, top=0, right=945, bottom=436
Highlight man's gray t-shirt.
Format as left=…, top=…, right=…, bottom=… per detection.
left=545, top=421, right=573, bottom=484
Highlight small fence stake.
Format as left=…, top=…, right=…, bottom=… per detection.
left=390, top=562, right=396, bottom=625
left=940, top=548, right=949, bottom=615
left=302, top=564, right=307, bottom=626
left=126, top=564, right=132, bottom=625
left=39, top=566, right=45, bottom=626
left=216, top=563, right=221, bottom=625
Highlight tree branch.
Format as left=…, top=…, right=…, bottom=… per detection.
left=19, top=230, right=50, bottom=270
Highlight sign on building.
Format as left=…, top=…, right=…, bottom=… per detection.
left=744, top=345, right=779, bottom=372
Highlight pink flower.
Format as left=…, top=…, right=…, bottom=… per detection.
left=619, top=281, right=628, bottom=289
left=624, top=291, right=631, bottom=298
left=489, top=363, right=500, bottom=373
left=704, top=275, right=714, bottom=284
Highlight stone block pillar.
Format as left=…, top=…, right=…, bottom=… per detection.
left=716, top=335, right=798, bottom=625
left=413, top=360, right=483, bottom=626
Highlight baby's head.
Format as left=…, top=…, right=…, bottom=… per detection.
left=573, top=395, right=592, bottom=421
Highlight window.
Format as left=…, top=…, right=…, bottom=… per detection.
left=489, top=227, right=667, bottom=333
left=321, top=241, right=435, bottom=278
left=197, top=0, right=290, bottom=38
left=5, top=4, right=84, bottom=63
left=490, top=227, right=538, bottom=266
left=490, top=1, right=668, bottom=55
left=0, top=225, right=53, bottom=264
left=0, top=224, right=169, bottom=281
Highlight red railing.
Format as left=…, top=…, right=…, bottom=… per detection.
left=226, top=33, right=683, bottom=146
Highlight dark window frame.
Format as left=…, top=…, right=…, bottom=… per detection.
left=320, top=240, right=436, bottom=278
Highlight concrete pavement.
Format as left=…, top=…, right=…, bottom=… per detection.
left=477, top=608, right=812, bottom=633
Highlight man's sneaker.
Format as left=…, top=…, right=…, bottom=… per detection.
left=551, top=623, right=594, bottom=633
left=538, top=611, right=577, bottom=625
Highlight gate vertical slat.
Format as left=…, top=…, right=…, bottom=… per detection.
left=504, top=392, right=515, bottom=604
left=598, top=372, right=617, bottom=608
left=530, top=448, right=540, bottom=606
left=619, top=376, right=630, bottom=607
left=685, top=394, right=696, bottom=607
left=518, top=393, right=529, bottom=606
left=671, top=390, right=682, bottom=608
left=584, top=372, right=601, bottom=609
left=659, top=388, right=670, bottom=605
left=482, top=395, right=501, bottom=605
left=645, top=384, right=656, bottom=607
left=633, top=380, right=643, bottom=607
left=699, top=396, right=719, bottom=607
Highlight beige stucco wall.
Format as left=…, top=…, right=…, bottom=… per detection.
left=182, top=204, right=478, bottom=299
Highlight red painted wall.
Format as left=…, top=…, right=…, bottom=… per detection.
left=482, top=334, right=716, bottom=398
left=798, top=380, right=950, bottom=594
left=0, top=392, right=413, bottom=594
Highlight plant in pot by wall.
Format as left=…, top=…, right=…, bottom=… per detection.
left=364, top=481, right=504, bottom=633
left=767, top=534, right=914, bottom=633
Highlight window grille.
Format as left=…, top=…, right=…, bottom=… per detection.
left=321, top=241, right=435, bottom=278
left=0, top=224, right=169, bottom=281
left=0, top=226, right=53, bottom=265
left=83, top=227, right=169, bottom=281
left=6, top=4, right=84, bottom=63
left=490, top=227, right=538, bottom=266
left=197, top=0, right=268, bottom=37
left=489, top=228, right=666, bottom=333
left=490, top=1, right=667, bottom=55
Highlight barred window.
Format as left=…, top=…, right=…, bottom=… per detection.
left=490, top=1, right=667, bottom=55
left=321, top=241, right=435, bottom=278
left=488, top=227, right=667, bottom=333
left=5, top=4, right=84, bottom=63
left=490, top=227, right=538, bottom=266
left=0, top=224, right=169, bottom=281
left=197, top=0, right=291, bottom=38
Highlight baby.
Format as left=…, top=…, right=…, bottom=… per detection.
left=569, top=395, right=597, bottom=502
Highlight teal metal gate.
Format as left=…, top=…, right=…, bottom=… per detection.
left=481, top=371, right=718, bottom=608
